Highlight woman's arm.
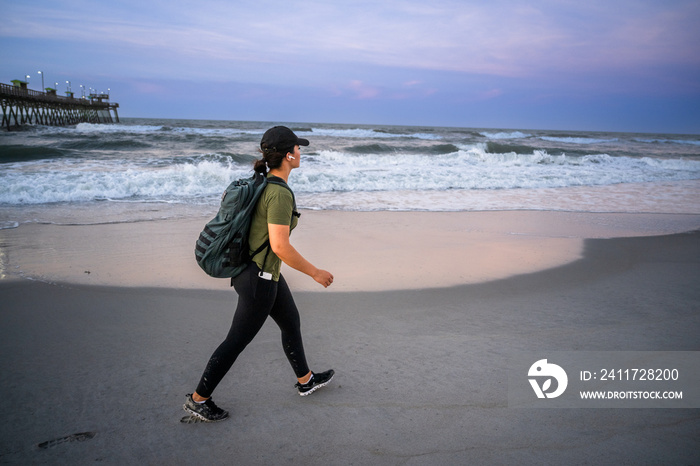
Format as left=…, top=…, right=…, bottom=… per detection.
left=268, top=223, right=334, bottom=288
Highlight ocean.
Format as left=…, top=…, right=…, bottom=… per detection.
left=1, top=118, right=699, bottom=228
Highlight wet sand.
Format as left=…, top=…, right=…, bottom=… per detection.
left=2, top=210, right=699, bottom=291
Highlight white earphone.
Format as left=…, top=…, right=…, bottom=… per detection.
left=288, top=155, right=295, bottom=160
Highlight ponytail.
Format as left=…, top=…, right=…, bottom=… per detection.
left=253, top=157, right=268, bottom=175
left=254, top=144, right=294, bottom=175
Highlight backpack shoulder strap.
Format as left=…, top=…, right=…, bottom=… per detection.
left=266, top=176, right=293, bottom=196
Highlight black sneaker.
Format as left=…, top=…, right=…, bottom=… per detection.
left=183, top=394, right=229, bottom=422
left=295, top=370, right=335, bottom=396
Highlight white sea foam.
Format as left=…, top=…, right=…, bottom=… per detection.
left=72, top=124, right=442, bottom=140
left=73, top=122, right=262, bottom=137
left=480, top=131, right=531, bottom=139
left=75, top=123, right=164, bottom=133
left=168, top=127, right=262, bottom=136
left=291, top=148, right=700, bottom=193
left=0, top=221, right=19, bottom=230
left=0, top=161, right=249, bottom=204
left=633, top=138, right=700, bottom=146
left=2, top=146, right=699, bottom=206
left=2, top=145, right=699, bottom=206
left=539, top=136, right=619, bottom=144
left=480, top=132, right=621, bottom=144
left=299, top=128, right=441, bottom=140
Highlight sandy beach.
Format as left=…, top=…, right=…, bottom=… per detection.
left=1, top=210, right=699, bottom=464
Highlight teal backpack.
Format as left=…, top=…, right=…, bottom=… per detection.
left=195, top=173, right=291, bottom=279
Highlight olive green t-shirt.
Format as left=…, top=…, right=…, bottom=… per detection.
left=248, top=176, right=298, bottom=281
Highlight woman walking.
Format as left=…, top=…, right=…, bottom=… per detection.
left=184, top=126, right=335, bottom=422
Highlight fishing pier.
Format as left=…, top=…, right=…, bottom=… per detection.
left=1, top=81, right=120, bottom=130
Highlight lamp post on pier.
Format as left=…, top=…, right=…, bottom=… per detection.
left=38, top=71, right=44, bottom=92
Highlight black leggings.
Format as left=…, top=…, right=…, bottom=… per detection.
left=195, top=263, right=310, bottom=398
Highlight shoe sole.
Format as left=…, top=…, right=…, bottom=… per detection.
left=182, top=404, right=229, bottom=422
left=298, top=373, right=334, bottom=396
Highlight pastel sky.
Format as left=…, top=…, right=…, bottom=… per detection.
left=2, top=0, right=699, bottom=133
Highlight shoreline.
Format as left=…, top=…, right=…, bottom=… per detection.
left=2, top=210, right=699, bottom=292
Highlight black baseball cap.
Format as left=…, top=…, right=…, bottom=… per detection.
left=260, top=126, right=309, bottom=152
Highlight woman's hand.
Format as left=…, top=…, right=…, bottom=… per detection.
left=313, top=269, right=334, bottom=288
